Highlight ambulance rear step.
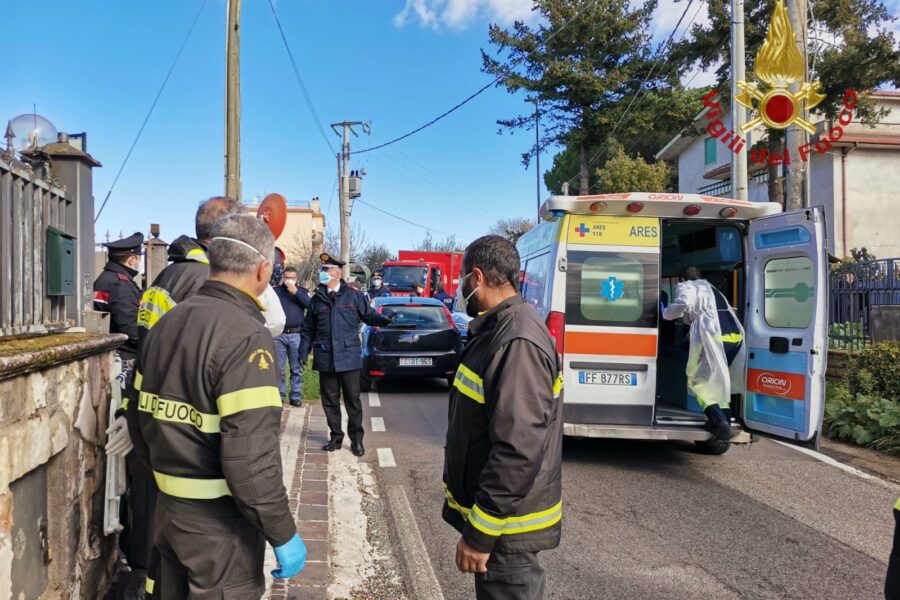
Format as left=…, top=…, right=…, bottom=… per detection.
left=563, top=423, right=754, bottom=444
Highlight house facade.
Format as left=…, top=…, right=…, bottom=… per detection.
left=656, top=91, right=900, bottom=258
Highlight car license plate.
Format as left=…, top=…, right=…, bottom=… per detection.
left=578, top=371, right=637, bottom=386
left=399, top=358, right=433, bottom=367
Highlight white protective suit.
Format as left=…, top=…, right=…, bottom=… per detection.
left=258, top=284, right=286, bottom=337
left=661, top=279, right=746, bottom=410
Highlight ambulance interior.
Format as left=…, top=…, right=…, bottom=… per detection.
left=655, top=220, right=746, bottom=424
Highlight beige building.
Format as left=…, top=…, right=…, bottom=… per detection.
left=656, top=91, right=900, bottom=258
left=244, top=196, right=326, bottom=259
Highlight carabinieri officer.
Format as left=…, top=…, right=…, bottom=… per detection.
left=300, top=253, right=391, bottom=457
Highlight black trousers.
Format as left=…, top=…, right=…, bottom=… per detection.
left=320, top=369, right=364, bottom=444
left=475, top=551, right=546, bottom=600
left=887, top=508, right=900, bottom=600
left=153, top=496, right=266, bottom=600
left=122, top=452, right=158, bottom=571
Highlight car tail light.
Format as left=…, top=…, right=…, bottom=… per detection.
left=369, top=370, right=385, bottom=377
left=683, top=204, right=701, bottom=216
left=626, top=202, right=644, bottom=213
left=545, top=311, right=565, bottom=355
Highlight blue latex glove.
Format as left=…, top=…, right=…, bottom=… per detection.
left=272, top=533, right=307, bottom=579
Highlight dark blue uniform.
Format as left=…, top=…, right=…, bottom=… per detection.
left=434, top=290, right=454, bottom=312
left=300, top=281, right=390, bottom=449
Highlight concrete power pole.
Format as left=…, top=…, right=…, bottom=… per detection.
left=331, top=121, right=365, bottom=280
left=731, top=0, right=749, bottom=200
left=225, top=0, right=242, bottom=200
left=785, top=0, right=808, bottom=210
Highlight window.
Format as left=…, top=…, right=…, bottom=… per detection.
left=381, top=266, right=428, bottom=292
left=764, top=257, right=814, bottom=328
left=381, top=305, right=450, bottom=329
left=521, top=252, right=552, bottom=317
left=704, top=137, right=716, bottom=165
left=565, top=251, right=658, bottom=328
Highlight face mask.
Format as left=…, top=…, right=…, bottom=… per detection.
left=319, top=271, right=332, bottom=285
left=457, top=272, right=481, bottom=318
left=284, top=278, right=296, bottom=286
left=372, top=279, right=382, bottom=288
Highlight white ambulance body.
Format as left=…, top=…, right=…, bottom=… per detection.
left=516, top=193, right=828, bottom=454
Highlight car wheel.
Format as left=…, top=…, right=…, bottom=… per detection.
left=694, top=439, right=731, bottom=455
left=115, top=569, right=147, bottom=600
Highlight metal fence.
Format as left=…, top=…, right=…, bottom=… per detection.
left=0, top=157, right=74, bottom=336
left=829, top=258, right=900, bottom=350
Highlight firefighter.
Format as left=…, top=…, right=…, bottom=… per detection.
left=132, top=214, right=305, bottom=598
left=661, top=266, right=745, bottom=442
left=443, top=235, right=563, bottom=600
left=93, top=232, right=144, bottom=361
left=299, top=253, right=391, bottom=457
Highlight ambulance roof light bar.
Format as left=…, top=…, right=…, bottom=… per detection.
left=540, top=192, right=782, bottom=221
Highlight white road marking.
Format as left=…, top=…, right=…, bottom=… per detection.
left=368, top=389, right=381, bottom=407
left=371, top=416, right=386, bottom=432
left=377, top=447, right=396, bottom=468
left=774, top=440, right=898, bottom=489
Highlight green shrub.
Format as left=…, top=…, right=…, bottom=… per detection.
left=824, top=381, right=900, bottom=454
left=828, top=322, right=867, bottom=351
left=846, top=342, right=900, bottom=401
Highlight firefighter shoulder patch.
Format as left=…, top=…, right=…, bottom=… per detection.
left=249, top=349, right=274, bottom=371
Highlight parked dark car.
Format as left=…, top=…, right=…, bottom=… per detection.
left=360, top=297, right=463, bottom=391
left=452, top=311, right=472, bottom=344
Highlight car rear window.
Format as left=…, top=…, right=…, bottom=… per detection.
left=381, top=305, right=450, bottom=329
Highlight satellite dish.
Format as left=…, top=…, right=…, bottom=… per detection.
left=8, top=113, right=58, bottom=151
left=256, top=193, right=287, bottom=239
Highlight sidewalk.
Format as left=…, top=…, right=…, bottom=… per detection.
left=264, top=404, right=332, bottom=600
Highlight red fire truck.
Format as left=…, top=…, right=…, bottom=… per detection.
left=379, top=251, right=464, bottom=297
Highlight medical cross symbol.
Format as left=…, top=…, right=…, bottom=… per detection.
left=600, top=276, right=624, bottom=302
left=575, top=223, right=589, bottom=237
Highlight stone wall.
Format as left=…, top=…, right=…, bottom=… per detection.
left=0, top=333, right=125, bottom=599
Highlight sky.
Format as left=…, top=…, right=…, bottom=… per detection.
left=2, top=0, right=721, bottom=253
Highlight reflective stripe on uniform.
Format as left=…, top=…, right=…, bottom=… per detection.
left=895, top=497, right=900, bottom=511
left=137, top=286, right=177, bottom=330
left=553, top=374, right=563, bottom=398
left=145, top=578, right=155, bottom=594
left=719, top=332, right=744, bottom=343
left=217, top=386, right=282, bottom=417
left=134, top=371, right=143, bottom=391
left=444, top=484, right=562, bottom=537
left=138, top=391, right=220, bottom=433
left=186, top=248, right=209, bottom=264
left=453, top=364, right=485, bottom=404
left=153, top=471, right=231, bottom=499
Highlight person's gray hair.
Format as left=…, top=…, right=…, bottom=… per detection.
left=208, top=214, right=275, bottom=275
left=195, top=196, right=245, bottom=242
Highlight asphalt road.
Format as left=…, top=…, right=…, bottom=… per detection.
left=357, top=377, right=897, bottom=600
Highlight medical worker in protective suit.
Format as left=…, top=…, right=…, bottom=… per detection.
left=661, top=266, right=745, bottom=441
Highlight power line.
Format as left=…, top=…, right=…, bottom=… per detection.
left=266, top=0, right=335, bottom=154
left=94, top=0, right=209, bottom=222
left=325, top=175, right=338, bottom=220
left=567, top=0, right=701, bottom=187
left=355, top=197, right=451, bottom=235
left=350, top=0, right=599, bottom=156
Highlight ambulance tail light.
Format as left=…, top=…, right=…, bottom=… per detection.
left=546, top=312, right=565, bottom=355
left=719, top=207, right=738, bottom=218
left=626, top=202, right=644, bottom=213
left=683, top=204, right=701, bottom=216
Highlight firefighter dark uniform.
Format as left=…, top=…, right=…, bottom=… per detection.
left=131, top=280, right=295, bottom=599
left=887, top=497, right=900, bottom=599
left=93, top=232, right=143, bottom=360
left=299, top=255, right=391, bottom=455
left=443, top=296, right=563, bottom=600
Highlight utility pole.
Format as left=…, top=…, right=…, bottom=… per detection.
left=224, top=0, right=242, bottom=200
left=731, top=0, right=749, bottom=200
left=785, top=0, right=808, bottom=209
left=534, top=99, right=541, bottom=220
left=331, top=121, right=365, bottom=280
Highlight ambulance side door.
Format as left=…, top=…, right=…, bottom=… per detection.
left=743, top=206, right=828, bottom=444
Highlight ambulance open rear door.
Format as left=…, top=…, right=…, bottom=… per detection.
left=742, top=206, right=828, bottom=447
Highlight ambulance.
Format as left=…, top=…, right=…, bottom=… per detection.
left=515, top=192, right=827, bottom=454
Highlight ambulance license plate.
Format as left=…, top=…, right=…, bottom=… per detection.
left=578, top=371, right=637, bottom=386
left=399, top=357, right=432, bottom=367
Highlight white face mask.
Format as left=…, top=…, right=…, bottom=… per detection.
left=455, top=271, right=481, bottom=317
left=372, top=279, right=382, bottom=288
left=284, top=278, right=296, bottom=286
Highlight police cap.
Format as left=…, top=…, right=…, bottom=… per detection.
left=103, top=232, right=144, bottom=255
left=319, top=252, right=345, bottom=268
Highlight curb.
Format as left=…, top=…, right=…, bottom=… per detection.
left=384, top=485, right=445, bottom=600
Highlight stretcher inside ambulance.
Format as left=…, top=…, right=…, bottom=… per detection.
left=516, top=193, right=828, bottom=454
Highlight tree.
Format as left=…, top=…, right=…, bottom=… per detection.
left=482, top=0, right=699, bottom=193
left=415, top=232, right=466, bottom=252
left=672, top=0, right=900, bottom=203
left=595, top=146, right=671, bottom=193
left=359, top=243, right=396, bottom=275
left=489, top=218, right=535, bottom=244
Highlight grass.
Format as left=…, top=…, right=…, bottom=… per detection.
left=285, top=356, right=320, bottom=402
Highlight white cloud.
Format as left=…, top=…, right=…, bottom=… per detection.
left=393, top=0, right=535, bottom=29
